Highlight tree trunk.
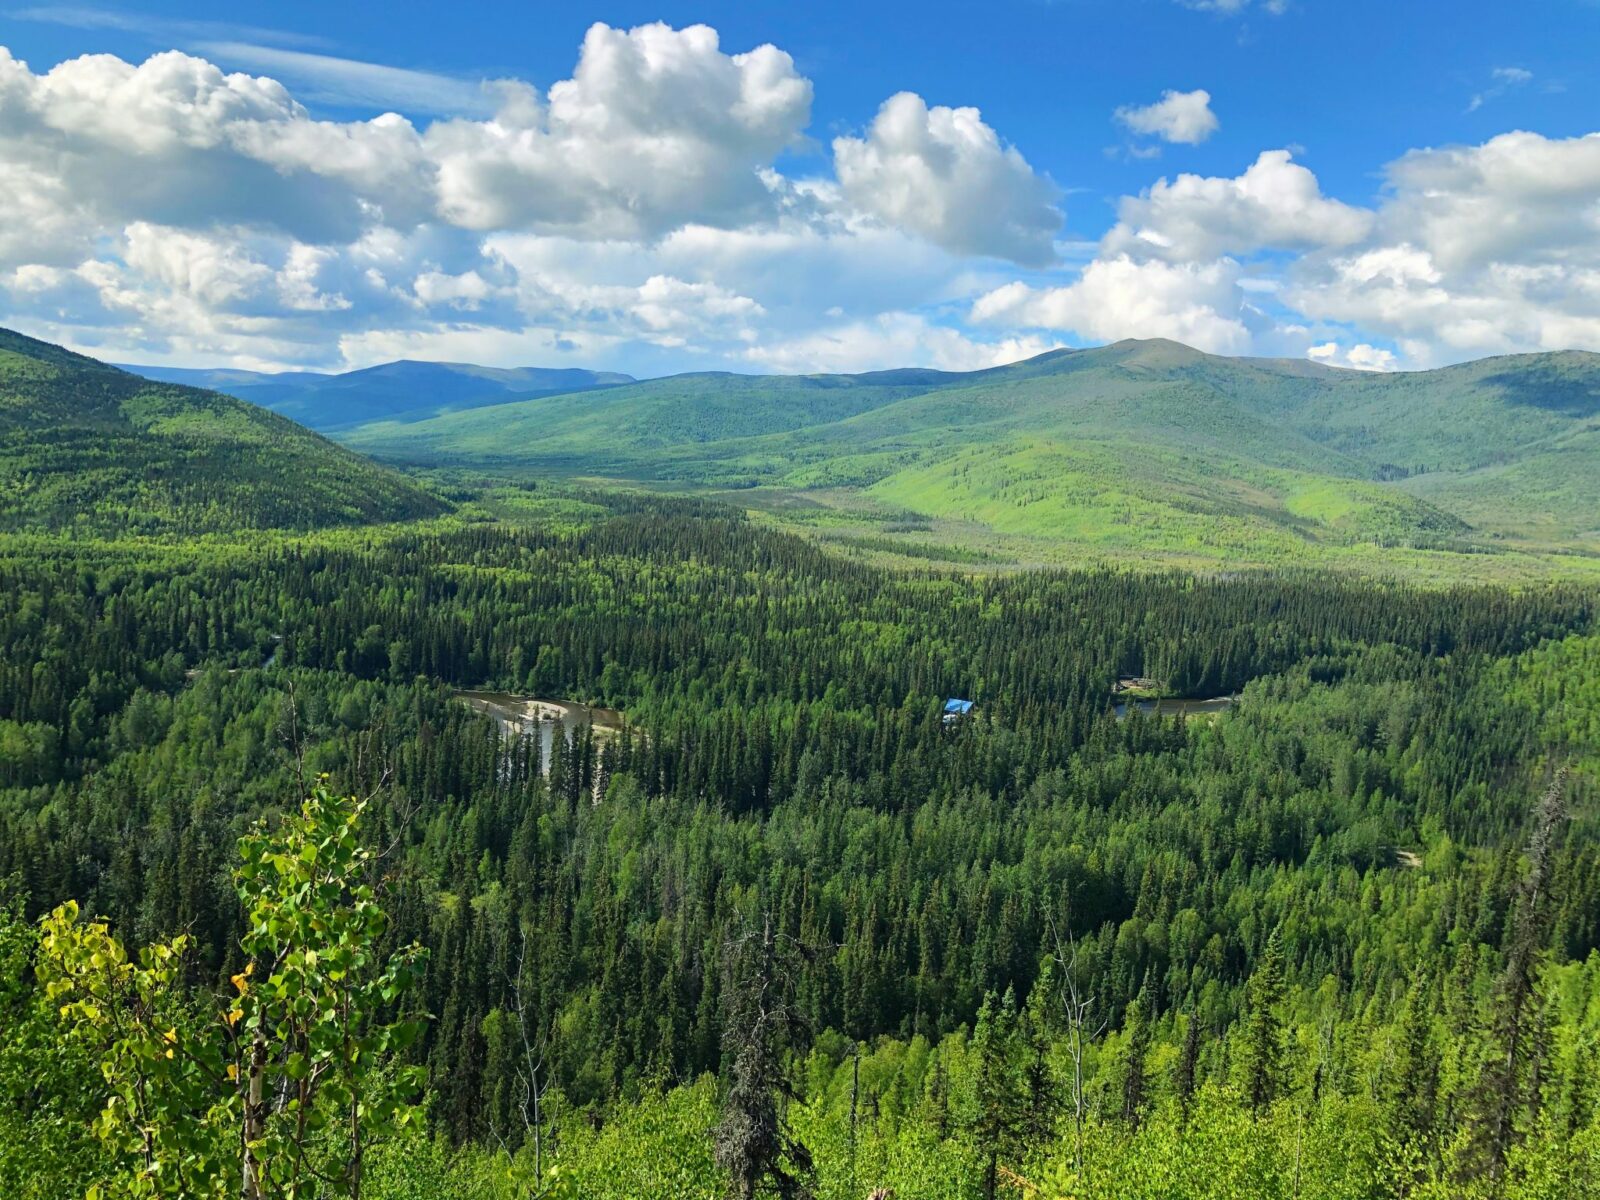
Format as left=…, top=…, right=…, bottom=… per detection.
left=242, top=1029, right=268, bottom=1200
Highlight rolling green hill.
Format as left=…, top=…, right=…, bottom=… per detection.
left=0, top=328, right=447, bottom=534
left=121, top=359, right=634, bottom=432
left=341, top=339, right=1600, bottom=574
left=344, top=366, right=974, bottom=466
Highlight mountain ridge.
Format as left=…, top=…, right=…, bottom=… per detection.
left=330, top=337, right=1600, bottom=568
left=120, top=358, right=635, bottom=433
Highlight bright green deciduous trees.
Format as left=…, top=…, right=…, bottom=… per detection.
left=38, top=782, right=428, bottom=1199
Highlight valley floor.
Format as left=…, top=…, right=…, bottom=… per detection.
left=510, top=473, right=1600, bottom=585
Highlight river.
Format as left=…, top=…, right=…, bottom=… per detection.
left=1113, top=696, right=1236, bottom=720
left=456, top=691, right=625, bottom=769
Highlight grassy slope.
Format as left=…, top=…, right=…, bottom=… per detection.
left=344, top=368, right=973, bottom=468
left=1397, top=427, right=1600, bottom=546
left=341, top=339, right=1600, bottom=577
left=0, top=329, right=447, bottom=534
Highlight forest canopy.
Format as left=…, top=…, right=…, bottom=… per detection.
left=0, top=491, right=1595, bottom=1196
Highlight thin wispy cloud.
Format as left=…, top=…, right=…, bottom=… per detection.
left=1173, top=0, right=1289, bottom=15
left=9, top=5, right=328, bottom=49
left=194, top=42, right=498, bottom=116
left=10, top=5, right=489, bottom=116
left=1468, top=65, right=1533, bottom=112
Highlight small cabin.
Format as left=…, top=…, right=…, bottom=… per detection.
left=942, top=698, right=975, bottom=723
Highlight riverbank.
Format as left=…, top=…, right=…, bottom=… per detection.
left=1113, top=695, right=1236, bottom=721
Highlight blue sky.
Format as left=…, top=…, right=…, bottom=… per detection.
left=1, top=1, right=1598, bottom=374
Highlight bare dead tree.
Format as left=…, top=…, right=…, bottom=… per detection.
left=485, top=927, right=555, bottom=1197
left=1048, top=911, right=1108, bottom=1179
left=277, top=678, right=309, bottom=798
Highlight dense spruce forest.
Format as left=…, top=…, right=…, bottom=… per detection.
left=2, top=482, right=1599, bottom=1197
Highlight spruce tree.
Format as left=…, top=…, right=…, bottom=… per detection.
left=1462, top=772, right=1568, bottom=1188
left=1175, top=1010, right=1203, bottom=1121
left=1242, top=928, right=1287, bottom=1114
left=1122, top=991, right=1151, bottom=1129
left=966, top=988, right=1025, bottom=1200
left=1019, top=961, right=1063, bottom=1151
left=1388, top=973, right=1439, bottom=1147
left=714, top=914, right=813, bottom=1200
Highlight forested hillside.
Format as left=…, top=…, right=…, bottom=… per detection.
left=342, top=339, right=1600, bottom=575
left=1, top=490, right=1597, bottom=1197
left=0, top=328, right=447, bottom=533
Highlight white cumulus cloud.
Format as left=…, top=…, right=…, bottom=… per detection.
left=5, top=21, right=1600, bottom=375
left=1288, top=131, right=1600, bottom=363
left=425, top=23, right=813, bottom=239
left=833, top=91, right=1062, bottom=266
left=972, top=256, right=1253, bottom=355
left=1115, top=89, right=1219, bottom=145
left=1307, top=341, right=1399, bottom=371
left=1108, top=150, right=1373, bottom=262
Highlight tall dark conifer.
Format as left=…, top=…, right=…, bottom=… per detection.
left=1462, top=772, right=1569, bottom=1189
left=1121, top=990, right=1151, bottom=1129
left=1242, top=928, right=1287, bottom=1114
left=1175, top=1010, right=1203, bottom=1121
left=966, top=987, right=1025, bottom=1200
left=714, top=914, right=813, bottom=1200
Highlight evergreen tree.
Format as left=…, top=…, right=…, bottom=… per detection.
left=1175, top=1011, right=1203, bottom=1122
left=1121, top=991, right=1151, bottom=1129
left=1019, top=964, right=1063, bottom=1152
left=1461, top=772, right=1569, bottom=1189
left=1241, top=928, right=1288, bottom=1114
left=966, top=988, right=1026, bottom=1200
left=1388, top=974, right=1438, bottom=1147
left=714, top=915, right=813, bottom=1200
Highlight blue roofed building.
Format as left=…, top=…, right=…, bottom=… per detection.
left=943, top=698, right=975, bottom=721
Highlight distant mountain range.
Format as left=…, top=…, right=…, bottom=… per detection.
left=52, top=331, right=1600, bottom=571
left=119, top=360, right=634, bottom=432
left=331, top=337, right=1600, bottom=569
left=0, top=329, right=445, bottom=533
